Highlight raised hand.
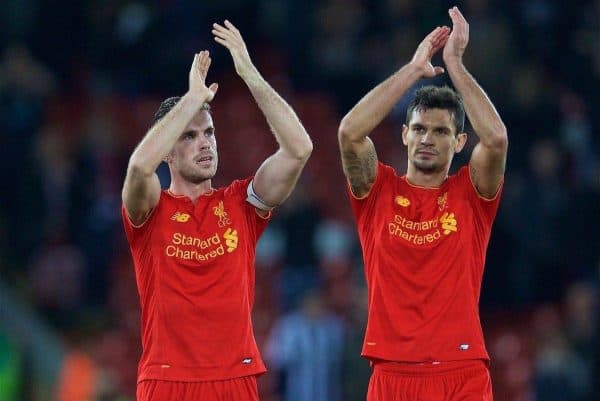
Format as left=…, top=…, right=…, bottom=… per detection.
left=189, top=50, right=218, bottom=102
left=410, top=26, right=451, bottom=78
left=212, top=20, right=258, bottom=81
left=443, top=6, right=469, bottom=65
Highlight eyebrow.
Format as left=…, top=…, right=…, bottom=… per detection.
left=410, top=123, right=451, bottom=131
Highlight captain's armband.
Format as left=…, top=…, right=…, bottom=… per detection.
left=246, top=180, right=276, bottom=211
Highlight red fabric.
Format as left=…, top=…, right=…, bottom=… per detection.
left=348, top=163, right=502, bottom=363
left=122, top=178, right=270, bottom=382
left=137, top=376, right=259, bottom=401
left=367, top=360, right=493, bottom=401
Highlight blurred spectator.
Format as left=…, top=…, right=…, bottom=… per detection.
left=0, top=330, right=23, bottom=401
left=314, top=219, right=353, bottom=265
left=487, top=318, right=533, bottom=401
left=460, top=0, right=516, bottom=104
left=559, top=90, right=598, bottom=188
left=28, top=230, right=87, bottom=328
left=0, top=43, right=56, bottom=97
left=74, top=99, right=128, bottom=306
left=502, top=139, right=569, bottom=304
left=563, top=281, right=599, bottom=398
left=0, top=44, right=57, bottom=267
left=265, top=289, right=345, bottom=401
left=532, top=305, right=592, bottom=401
left=340, top=286, right=370, bottom=401
left=56, top=349, right=99, bottom=401
left=274, top=185, right=323, bottom=310
left=33, top=124, right=80, bottom=237
left=311, top=0, right=367, bottom=108
left=573, top=0, right=600, bottom=81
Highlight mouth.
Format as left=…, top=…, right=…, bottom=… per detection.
left=416, top=150, right=437, bottom=157
left=194, top=154, right=214, bottom=166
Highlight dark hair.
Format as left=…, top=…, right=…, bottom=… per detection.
left=406, top=85, right=465, bottom=134
left=152, top=96, right=212, bottom=125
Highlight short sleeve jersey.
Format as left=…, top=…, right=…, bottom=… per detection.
left=348, top=163, right=502, bottom=362
left=122, top=178, right=270, bottom=382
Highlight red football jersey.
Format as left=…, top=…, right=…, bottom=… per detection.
left=349, top=163, right=502, bottom=362
left=122, top=178, right=270, bottom=382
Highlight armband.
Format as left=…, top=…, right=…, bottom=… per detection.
left=246, top=180, right=276, bottom=211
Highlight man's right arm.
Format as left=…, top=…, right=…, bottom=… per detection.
left=122, top=51, right=217, bottom=225
left=338, top=26, right=449, bottom=198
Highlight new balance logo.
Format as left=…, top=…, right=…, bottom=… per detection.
left=395, top=195, right=410, bottom=207
left=171, top=212, right=191, bottom=222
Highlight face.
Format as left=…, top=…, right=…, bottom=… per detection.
left=402, top=108, right=467, bottom=174
left=167, top=110, right=218, bottom=184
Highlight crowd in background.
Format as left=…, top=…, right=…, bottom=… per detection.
left=0, top=0, right=599, bottom=400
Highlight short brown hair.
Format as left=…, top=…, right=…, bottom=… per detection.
left=406, top=85, right=465, bottom=134
left=152, top=96, right=211, bottom=125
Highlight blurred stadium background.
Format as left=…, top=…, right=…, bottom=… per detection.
left=0, top=0, right=598, bottom=400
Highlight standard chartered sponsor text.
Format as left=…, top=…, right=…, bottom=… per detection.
left=388, top=214, right=442, bottom=245
left=166, top=232, right=225, bottom=261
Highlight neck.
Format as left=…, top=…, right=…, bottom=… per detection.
left=169, top=177, right=213, bottom=203
left=406, top=164, right=449, bottom=188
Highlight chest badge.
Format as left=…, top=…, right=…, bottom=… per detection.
left=395, top=195, right=410, bottom=207
left=437, top=192, right=448, bottom=211
left=171, top=212, right=191, bottom=223
left=213, top=201, right=232, bottom=227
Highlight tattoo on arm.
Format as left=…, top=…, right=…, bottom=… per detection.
left=343, top=146, right=377, bottom=196
left=470, top=164, right=477, bottom=186
left=470, top=164, right=486, bottom=195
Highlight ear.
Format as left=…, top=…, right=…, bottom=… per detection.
left=401, top=124, right=409, bottom=146
left=164, top=150, right=174, bottom=164
left=454, top=132, right=468, bottom=153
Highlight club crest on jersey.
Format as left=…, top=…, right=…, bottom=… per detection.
left=171, top=212, right=191, bottom=222
left=395, top=195, right=410, bottom=207
left=213, top=201, right=231, bottom=227
left=437, top=192, right=448, bottom=211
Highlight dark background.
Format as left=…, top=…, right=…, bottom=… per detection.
left=0, top=0, right=598, bottom=400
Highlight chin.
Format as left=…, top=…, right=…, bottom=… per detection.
left=188, top=176, right=213, bottom=185
left=182, top=170, right=216, bottom=184
left=413, top=161, right=438, bottom=174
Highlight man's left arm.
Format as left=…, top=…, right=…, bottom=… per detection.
left=444, top=7, right=508, bottom=199
left=213, top=21, right=313, bottom=213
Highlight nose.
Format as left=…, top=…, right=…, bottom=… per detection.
left=197, top=134, right=211, bottom=150
left=420, top=131, right=434, bottom=145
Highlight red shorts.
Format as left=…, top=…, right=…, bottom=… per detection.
left=367, top=359, right=493, bottom=401
left=137, top=376, right=259, bottom=401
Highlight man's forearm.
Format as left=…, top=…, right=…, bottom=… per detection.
left=129, top=92, right=206, bottom=174
left=339, top=63, right=422, bottom=141
left=244, top=71, right=312, bottom=159
left=446, top=61, right=507, bottom=145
